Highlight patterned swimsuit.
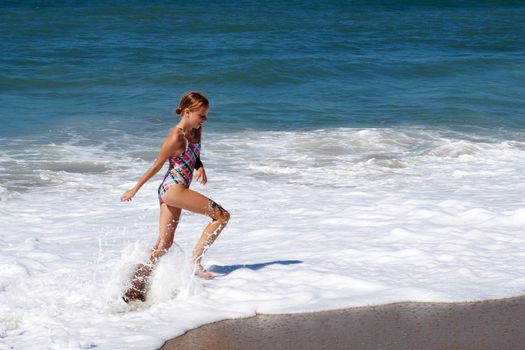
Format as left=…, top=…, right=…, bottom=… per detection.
left=158, top=128, right=201, bottom=202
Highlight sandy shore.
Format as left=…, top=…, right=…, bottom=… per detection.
left=159, top=296, right=525, bottom=350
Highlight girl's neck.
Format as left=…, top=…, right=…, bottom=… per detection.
left=176, top=121, right=191, bottom=135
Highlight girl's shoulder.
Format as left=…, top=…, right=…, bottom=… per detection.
left=165, top=126, right=185, bottom=144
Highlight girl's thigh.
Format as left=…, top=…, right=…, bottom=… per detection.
left=163, top=184, right=216, bottom=216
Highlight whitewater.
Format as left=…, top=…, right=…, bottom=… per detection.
left=1, top=127, right=525, bottom=349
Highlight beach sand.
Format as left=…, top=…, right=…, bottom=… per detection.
left=159, top=296, right=525, bottom=350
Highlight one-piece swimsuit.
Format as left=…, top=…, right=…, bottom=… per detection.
left=158, top=127, right=201, bottom=202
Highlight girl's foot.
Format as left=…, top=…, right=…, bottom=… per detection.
left=195, top=265, right=215, bottom=280
left=122, top=285, right=146, bottom=303
left=122, top=264, right=151, bottom=303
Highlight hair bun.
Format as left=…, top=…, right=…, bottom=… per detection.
left=175, top=107, right=182, bottom=115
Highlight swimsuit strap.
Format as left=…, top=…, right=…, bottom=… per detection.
left=175, top=125, right=185, bottom=136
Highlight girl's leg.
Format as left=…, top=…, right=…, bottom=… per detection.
left=123, top=203, right=181, bottom=302
left=162, top=184, right=230, bottom=279
left=151, top=203, right=182, bottom=263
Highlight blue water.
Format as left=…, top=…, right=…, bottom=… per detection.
left=1, top=1, right=524, bottom=138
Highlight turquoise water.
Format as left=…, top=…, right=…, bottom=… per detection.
left=1, top=1, right=524, bottom=137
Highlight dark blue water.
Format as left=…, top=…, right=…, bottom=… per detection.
left=1, top=1, right=525, bottom=137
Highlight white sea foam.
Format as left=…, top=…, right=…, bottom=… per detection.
left=1, top=127, right=525, bottom=349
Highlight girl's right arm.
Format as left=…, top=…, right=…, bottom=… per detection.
left=121, top=129, right=184, bottom=202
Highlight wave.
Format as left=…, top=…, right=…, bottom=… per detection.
left=1, top=126, right=523, bottom=196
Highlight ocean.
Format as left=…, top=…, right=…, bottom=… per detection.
left=1, top=1, right=525, bottom=349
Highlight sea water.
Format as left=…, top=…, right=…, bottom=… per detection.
left=1, top=1, right=525, bottom=349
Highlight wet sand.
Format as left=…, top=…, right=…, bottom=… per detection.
left=160, top=296, right=525, bottom=350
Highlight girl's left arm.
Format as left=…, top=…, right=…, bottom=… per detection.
left=192, top=127, right=207, bottom=185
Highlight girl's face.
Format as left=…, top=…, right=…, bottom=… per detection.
left=186, top=106, right=208, bottom=129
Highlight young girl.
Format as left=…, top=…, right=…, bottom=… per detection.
left=120, top=92, right=230, bottom=303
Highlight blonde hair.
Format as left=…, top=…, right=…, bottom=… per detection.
left=174, top=91, right=209, bottom=115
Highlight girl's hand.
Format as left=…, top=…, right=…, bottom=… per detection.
left=121, top=188, right=137, bottom=202
left=194, top=167, right=207, bottom=185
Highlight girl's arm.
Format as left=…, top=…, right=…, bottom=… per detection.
left=195, top=156, right=203, bottom=170
left=121, top=129, right=185, bottom=201
left=191, top=127, right=207, bottom=184
left=194, top=156, right=207, bottom=185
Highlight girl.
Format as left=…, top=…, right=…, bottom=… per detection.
left=120, top=92, right=230, bottom=303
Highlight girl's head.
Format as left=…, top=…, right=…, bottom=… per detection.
left=175, top=91, right=209, bottom=116
left=175, top=91, right=209, bottom=129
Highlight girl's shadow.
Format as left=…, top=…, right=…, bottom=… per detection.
left=208, top=260, right=303, bottom=276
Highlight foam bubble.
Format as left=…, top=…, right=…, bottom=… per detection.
left=148, top=245, right=200, bottom=303
left=426, top=140, right=482, bottom=157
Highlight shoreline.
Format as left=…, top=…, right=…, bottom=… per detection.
left=160, top=295, right=525, bottom=350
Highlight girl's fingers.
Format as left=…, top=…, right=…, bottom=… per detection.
left=121, top=190, right=135, bottom=201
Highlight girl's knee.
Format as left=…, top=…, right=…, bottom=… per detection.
left=209, top=200, right=230, bottom=223
left=220, top=209, right=230, bottom=224
left=213, top=208, right=230, bottom=225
